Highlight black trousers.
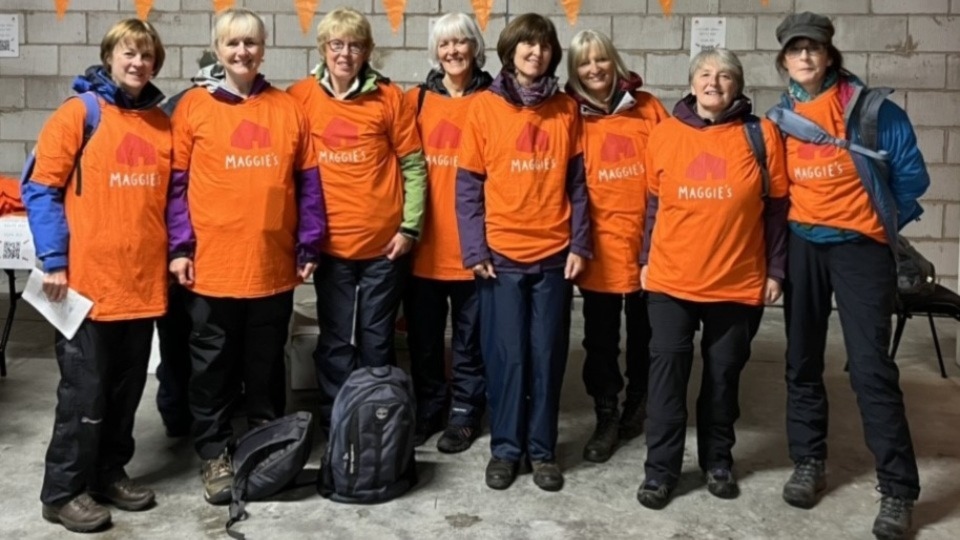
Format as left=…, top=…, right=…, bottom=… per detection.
left=784, top=233, right=920, bottom=500
left=155, top=282, right=192, bottom=430
left=644, top=293, right=761, bottom=484
left=403, top=276, right=484, bottom=426
left=313, top=254, right=405, bottom=424
left=41, top=319, right=154, bottom=505
left=186, top=291, right=293, bottom=459
left=580, top=288, right=650, bottom=400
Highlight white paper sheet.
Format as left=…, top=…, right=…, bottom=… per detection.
left=22, top=268, right=93, bottom=340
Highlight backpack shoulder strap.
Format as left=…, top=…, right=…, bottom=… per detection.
left=416, top=84, right=427, bottom=118
left=853, top=87, right=893, bottom=151
left=742, top=114, right=770, bottom=199
left=76, top=91, right=101, bottom=146
left=766, top=104, right=887, bottom=162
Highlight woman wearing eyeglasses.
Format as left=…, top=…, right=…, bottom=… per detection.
left=769, top=13, right=929, bottom=540
left=288, top=7, right=427, bottom=427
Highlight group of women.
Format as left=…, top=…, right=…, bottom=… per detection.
left=22, top=7, right=927, bottom=540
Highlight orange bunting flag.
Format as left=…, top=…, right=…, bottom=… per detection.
left=55, top=0, right=70, bottom=20
left=296, top=0, right=319, bottom=33
left=383, top=0, right=406, bottom=33
left=213, top=0, right=236, bottom=13
left=135, top=0, right=154, bottom=20
left=470, top=0, right=493, bottom=31
left=560, top=0, right=581, bottom=25
left=658, top=0, right=673, bottom=17
left=761, top=0, right=770, bottom=5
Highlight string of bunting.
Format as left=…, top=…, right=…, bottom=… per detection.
left=50, top=1, right=774, bottom=24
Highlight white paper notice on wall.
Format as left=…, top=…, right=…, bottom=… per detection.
left=0, top=14, right=20, bottom=58
left=0, top=216, right=36, bottom=269
left=691, top=17, right=726, bottom=59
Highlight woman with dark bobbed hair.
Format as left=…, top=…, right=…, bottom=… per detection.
left=769, top=12, right=929, bottom=540
left=456, top=13, right=591, bottom=492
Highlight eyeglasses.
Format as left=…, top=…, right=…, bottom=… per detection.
left=326, top=40, right=366, bottom=55
left=785, top=43, right=826, bottom=58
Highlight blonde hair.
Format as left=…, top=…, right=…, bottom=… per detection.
left=211, top=8, right=267, bottom=48
left=566, top=29, right=630, bottom=110
left=316, top=7, right=374, bottom=52
left=100, top=18, right=165, bottom=75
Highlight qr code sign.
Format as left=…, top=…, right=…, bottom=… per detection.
left=3, top=241, right=21, bottom=260
left=0, top=40, right=10, bottom=52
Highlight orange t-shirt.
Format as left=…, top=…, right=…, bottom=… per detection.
left=31, top=96, right=170, bottom=320
left=171, top=87, right=317, bottom=298
left=644, top=116, right=788, bottom=306
left=405, top=87, right=476, bottom=280
left=785, top=85, right=885, bottom=243
left=287, top=78, right=422, bottom=260
left=577, top=92, right=669, bottom=294
left=457, top=91, right=582, bottom=263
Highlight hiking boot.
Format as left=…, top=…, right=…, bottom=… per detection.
left=91, top=473, right=155, bottom=511
left=637, top=478, right=674, bottom=510
left=531, top=460, right=564, bottom=492
left=201, top=451, right=234, bottom=505
left=437, top=424, right=480, bottom=454
left=619, top=393, right=647, bottom=440
left=872, top=495, right=913, bottom=540
left=42, top=493, right=111, bottom=533
left=782, top=457, right=826, bottom=509
left=583, top=397, right=620, bottom=463
left=485, top=458, right=519, bottom=490
left=413, top=416, right=444, bottom=447
left=705, top=468, right=740, bottom=499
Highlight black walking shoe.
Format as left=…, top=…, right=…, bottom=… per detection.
left=705, top=468, right=740, bottom=499
left=619, top=394, right=647, bottom=440
left=437, top=425, right=480, bottom=454
left=583, top=397, right=620, bottom=463
left=872, top=495, right=913, bottom=540
left=485, top=458, right=519, bottom=490
left=531, top=460, right=564, bottom=492
left=637, top=478, right=674, bottom=510
left=42, top=493, right=112, bottom=533
left=782, top=458, right=826, bottom=509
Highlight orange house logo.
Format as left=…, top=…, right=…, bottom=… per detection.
left=427, top=120, right=462, bottom=150
left=685, top=152, right=727, bottom=181
left=797, top=142, right=838, bottom=160
left=231, top=120, right=272, bottom=150
left=516, top=123, right=549, bottom=153
left=322, top=118, right=360, bottom=149
left=115, top=133, right=156, bottom=166
left=600, top=133, right=637, bottom=163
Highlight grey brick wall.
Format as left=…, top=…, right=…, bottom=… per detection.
left=0, top=0, right=958, bottom=286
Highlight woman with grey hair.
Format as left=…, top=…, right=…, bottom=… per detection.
left=637, top=47, right=788, bottom=509
left=402, top=12, right=492, bottom=453
left=564, top=28, right=668, bottom=464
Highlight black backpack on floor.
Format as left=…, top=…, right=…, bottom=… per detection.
left=226, top=411, right=315, bottom=539
left=319, top=365, right=417, bottom=504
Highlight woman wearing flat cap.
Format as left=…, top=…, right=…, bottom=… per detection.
left=768, top=12, right=929, bottom=540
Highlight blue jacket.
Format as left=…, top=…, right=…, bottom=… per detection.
left=23, top=66, right=165, bottom=272
left=772, top=76, right=929, bottom=248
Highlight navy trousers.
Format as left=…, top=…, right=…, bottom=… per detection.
left=580, top=288, right=650, bottom=400
left=155, top=282, right=192, bottom=432
left=644, top=293, right=761, bottom=483
left=41, top=319, right=153, bottom=505
left=784, top=233, right=920, bottom=500
left=313, top=254, right=406, bottom=425
left=404, top=276, right=484, bottom=427
left=185, top=291, right=293, bottom=459
left=478, top=270, right=571, bottom=462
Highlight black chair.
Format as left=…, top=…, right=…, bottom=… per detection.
left=890, top=284, right=960, bottom=379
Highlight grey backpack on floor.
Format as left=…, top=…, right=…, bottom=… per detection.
left=319, top=365, right=418, bottom=504
left=226, top=411, right=315, bottom=539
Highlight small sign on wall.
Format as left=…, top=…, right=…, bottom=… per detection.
left=691, top=17, right=726, bottom=58
left=0, top=14, right=19, bottom=58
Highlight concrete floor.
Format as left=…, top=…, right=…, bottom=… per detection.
left=1, top=286, right=959, bottom=539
